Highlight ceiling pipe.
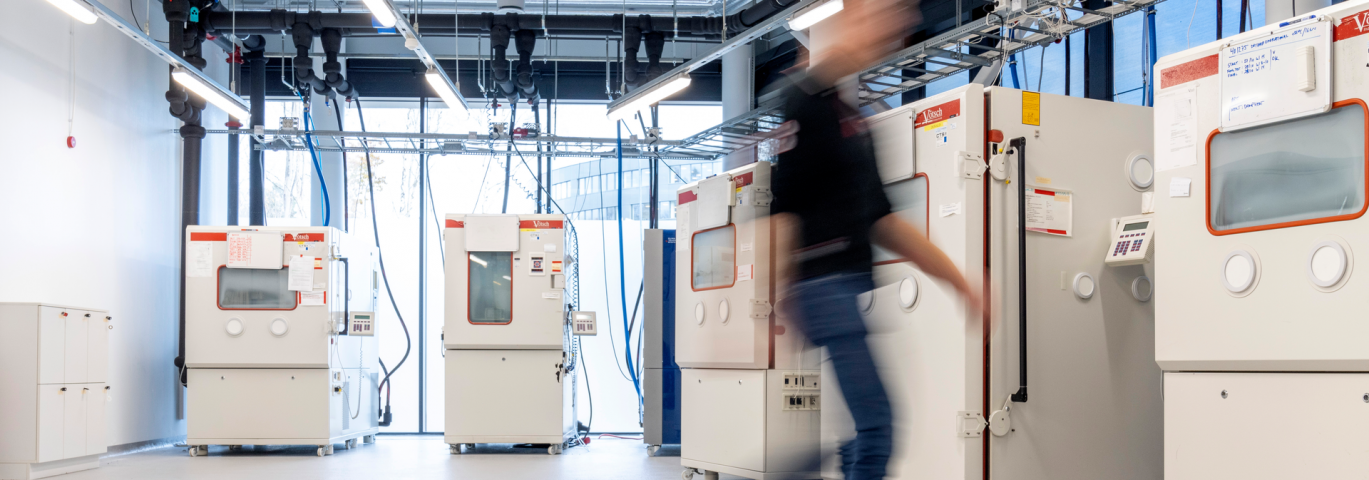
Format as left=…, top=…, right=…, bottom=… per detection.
left=514, top=28, right=540, bottom=102
left=201, top=5, right=796, bottom=38
left=320, top=28, right=357, bottom=99
left=291, top=21, right=332, bottom=96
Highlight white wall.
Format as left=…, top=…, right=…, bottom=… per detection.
left=0, top=0, right=233, bottom=447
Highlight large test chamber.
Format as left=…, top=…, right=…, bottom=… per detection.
left=1153, top=2, right=1369, bottom=476
left=675, top=161, right=821, bottom=480
left=183, top=226, right=380, bottom=456
left=643, top=229, right=682, bottom=455
left=443, top=214, right=577, bottom=454
left=820, top=84, right=1162, bottom=479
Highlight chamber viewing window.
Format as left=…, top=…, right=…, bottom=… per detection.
left=1209, top=103, right=1367, bottom=233
left=692, top=225, right=736, bottom=290
left=218, top=267, right=296, bottom=309
left=469, top=252, right=513, bottom=324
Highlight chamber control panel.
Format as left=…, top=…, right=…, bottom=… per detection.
left=349, top=312, right=375, bottom=336
left=1106, top=214, right=1154, bottom=266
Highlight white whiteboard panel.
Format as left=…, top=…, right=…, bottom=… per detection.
left=1218, top=15, right=1332, bottom=132
left=870, top=110, right=915, bottom=184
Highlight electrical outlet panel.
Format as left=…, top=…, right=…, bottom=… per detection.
left=783, top=393, right=821, bottom=411
left=782, top=372, right=821, bottom=391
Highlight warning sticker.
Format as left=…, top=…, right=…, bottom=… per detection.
left=1022, top=91, right=1041, bottom=126
left=1025, top=186, right=1072, bottom=236
left=552, top=261, right=563, bottom=273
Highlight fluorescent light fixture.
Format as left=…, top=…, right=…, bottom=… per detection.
left=44, top=0, right=97, bottom=24
left=425, top=67, right=469, bottom=114
left=606, top=74, right=692, bottom=121
left=172, top=67, right=250, bottom=120
left=361, top=0, right=398, bottom=27
left=788, top=0, right=843, bottom=30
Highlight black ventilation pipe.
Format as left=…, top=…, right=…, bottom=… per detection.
left=168, top=0, right=209, bottom=386
left=514, top=29, right=539, bottom=101
left=644, top=31, right=667, bottom=78
left=489, top=23, right=517, bottom=100
left=201, top=5, right=798, bottom=38
left=243, top=35, right=268, bottom=226
left=291, top=22, right=332, bottom=96
left=623, top=21, right=643, bottom=86
left=320, top=28, right=356, bottom=98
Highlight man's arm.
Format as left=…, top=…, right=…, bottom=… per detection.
left=870, top=213, right=980, bottom=307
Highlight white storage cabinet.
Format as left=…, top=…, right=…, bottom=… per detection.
left=0, top=303, right=110, bottom=480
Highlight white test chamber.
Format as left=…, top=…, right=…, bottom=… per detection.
left=1153, top=1, right=1369, bottom=476
left=675, top=161, right=822, bottom=480
left=443, top=214, right=576, bottom=454
left=183, top=226, right=380, bottom=456
left=820, top=84, right=1162, bottom=480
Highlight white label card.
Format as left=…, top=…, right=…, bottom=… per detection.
left=1170, top=177, right=1192, bottom=197
left=1024, top=186, right=1073, bottom=236
left=741, top=242, right=753, bottom=252
left=737, top=264, right=754, bottom=282
left=187, top=242, right=214, bottom=278
left=542, top=291, right=563, bottom=299
left=300, top=291, right=325, bottom=306
left=288, top=255, right=315, bottom=292
left=939, top=203, right=961, bottom=217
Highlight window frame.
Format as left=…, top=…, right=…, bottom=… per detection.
left=467, top=252, right=514, bottom=325
left=216, top=264, right=300, bottom=311
left=1205, top=99, right=1369, bottom=236
left=690, top=224, right=738, bottom=292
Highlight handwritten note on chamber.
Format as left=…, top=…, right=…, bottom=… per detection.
left=1218, top=16, right=1331, bottom=131
left=288, top=255, right=315, bottom=292
left=1025, top=186, right=1072, bottom=237
left=1156, top=87, right=1198, bottom=172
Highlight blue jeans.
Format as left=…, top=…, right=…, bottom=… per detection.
left=791, top=273, right=893, bottom=480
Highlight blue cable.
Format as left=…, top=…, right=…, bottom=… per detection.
left=296, top=94, right=332, bottom=227
left=1145, top=5, right=1159, bottom=106
left=616, top=121, right=642, bottom=403
left=1008, top=30, right=1021, bottom=89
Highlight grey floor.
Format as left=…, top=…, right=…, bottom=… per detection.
left=61, top=436, right=749, bottom=480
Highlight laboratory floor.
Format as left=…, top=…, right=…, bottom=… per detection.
left=59, top=436, right=749, bottom=480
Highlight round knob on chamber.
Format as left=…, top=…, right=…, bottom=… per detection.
left=1131, top=275, right=1153, bottom=302
left=1073, top=273, right=1096, bottom=300
left=1308, top=240, right=1349, bottom=289
left=1222, top=250, right=1259, bottom=295
left=225, top=318, right=245, bottom=337
left=719, top=299, right=730, bottom=324
left=270, top=318, right=289, bottom=336
left=694, top=302, right=705, bottom=325
left=898, top=276, right=920, bottom=310
left=856, top=291, right=875, bottom=315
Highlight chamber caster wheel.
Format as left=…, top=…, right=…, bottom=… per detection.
left=188, top=447, right=197, bottom=458
left=363, top=435, right=376, bottom=444
left=449, top=444, right=462, bottom=454
left=680, top=468, right=696, bottom=480
left=548, top=444, right=563, bottom=455
left=647, top=445, right=661, bottom=456
left=317, top=446, right=325, bottom=457
left=189, top=445, right=207, bottom=457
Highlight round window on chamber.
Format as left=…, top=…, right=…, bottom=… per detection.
left=1126, top=153, right=1155, bottom=190
left=898, top=276, right=920, bottom=310
left=1307, top=240, right=1350, bottom=291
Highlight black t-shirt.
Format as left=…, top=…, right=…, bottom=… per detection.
left=771, top=78, right=892, bottom=280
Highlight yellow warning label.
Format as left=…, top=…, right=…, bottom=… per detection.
left=922, top=120, right=947, bottom=131
left=1022, top=91, right=1041, bottom=126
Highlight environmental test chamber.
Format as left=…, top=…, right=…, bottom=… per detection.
left=820, top=84, right=1162, bottom=480
left=183, top=226, right=380, bottom=457
left=443, top=214, right=578, bottom=455
left=1153, top=2, right=1369, bottom=476
left=643, top=229, right=682, bottom=455
left=675, top=161, right=821, bottom=480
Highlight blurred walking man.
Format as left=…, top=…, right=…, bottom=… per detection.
left=771, top=0, right=981, bottom=477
